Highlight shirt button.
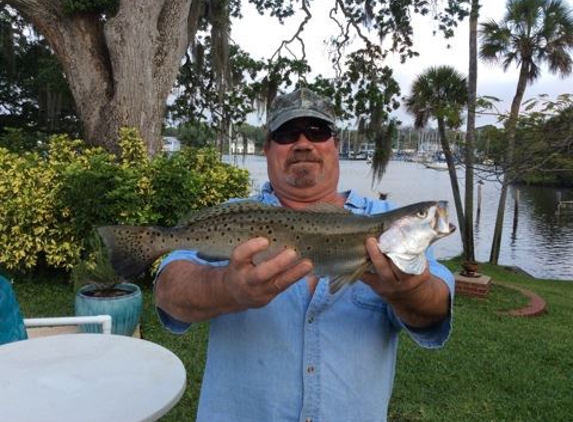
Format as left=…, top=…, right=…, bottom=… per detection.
left=306, top=365, right=315, bottom=374
left=305, top=418, right=313, bottom=422
left=307, top=315, right=314, bottom=323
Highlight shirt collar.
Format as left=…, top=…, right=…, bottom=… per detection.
left=259, top=182, right=367, bottom=211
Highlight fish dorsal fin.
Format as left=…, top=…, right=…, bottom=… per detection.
left=177, top=201, right=281, bottom=227
left=303, top=202, right=351, bottom=214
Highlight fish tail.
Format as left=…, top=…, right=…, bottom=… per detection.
left=97, top=225, right=163, bottom=279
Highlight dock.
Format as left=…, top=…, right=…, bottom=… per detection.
left=556, top=200, right=573, bottom=215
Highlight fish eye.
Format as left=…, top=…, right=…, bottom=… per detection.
left=416, top=210, right=428, bottom=219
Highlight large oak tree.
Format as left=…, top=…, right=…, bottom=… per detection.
left=6, top=0, right=201, bottom=154
left=5, top=0, right=470, bottom=155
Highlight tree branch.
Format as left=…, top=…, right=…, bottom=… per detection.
left=156, top=0, right=195, bottom=77
left=270, top=0, right=311, bottom=62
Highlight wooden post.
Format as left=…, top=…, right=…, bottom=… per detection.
left=512, top=188, right=520, bottom=238
left=476, top=180, right=483, bottom=224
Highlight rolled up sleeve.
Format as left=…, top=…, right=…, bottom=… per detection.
left=389, top=247, right=455, bottom=348
left=154, top=250, right=229, bottom=334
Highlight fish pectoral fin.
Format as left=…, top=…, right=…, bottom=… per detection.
left=385, top=252, right=426, bottom=275
left=329, top=262, right=371, bottom=294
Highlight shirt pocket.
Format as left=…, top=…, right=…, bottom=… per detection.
left=351, top=283, right=388, bottom=313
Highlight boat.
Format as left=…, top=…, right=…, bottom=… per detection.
left=423, top=161, right=449, bottom=171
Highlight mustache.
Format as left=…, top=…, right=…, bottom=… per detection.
left=286, top=151, right=323, bottom=165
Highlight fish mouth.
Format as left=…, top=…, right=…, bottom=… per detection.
left=434, top=201, right=456, bottom=236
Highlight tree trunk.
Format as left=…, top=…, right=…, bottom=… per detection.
left=1, top=15, right=16, bottom=78
left=489, top=62, right=530, bottom=264
left=437, top=118, right=465, bottom=248
left=6, top=0, right=201, bottom=155
left=464, top=0, right=479, bottom=263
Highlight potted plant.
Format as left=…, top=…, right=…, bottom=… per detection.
left=71, top=234, right=142, bottom=336
left=461, top=260, right=481, bottom=278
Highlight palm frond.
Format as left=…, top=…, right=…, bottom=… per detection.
left=480, top=0, right=573, bottom=80
left=404, top=65, right=467, bottom=130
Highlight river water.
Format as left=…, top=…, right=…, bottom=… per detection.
left=226, top=155, right=573, bottom=281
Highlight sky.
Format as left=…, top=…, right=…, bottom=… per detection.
left=231, top=1, right=573, bottom=128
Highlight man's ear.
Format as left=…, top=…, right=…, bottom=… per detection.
left=263, top=140, right=270, bottom=155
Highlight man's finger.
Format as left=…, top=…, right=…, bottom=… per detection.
left=365, top=238, right=398, bottom=282
left=252, top=248, right=300, bottom=282
left=231, top=237, right=269, bottom=265
left=272, top=259, right=314, bottom=292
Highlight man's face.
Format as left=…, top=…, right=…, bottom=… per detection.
left=264, top=117, right=340, bottom=202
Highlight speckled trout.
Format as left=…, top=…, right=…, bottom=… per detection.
left=98, top=200, right=455, bottom=293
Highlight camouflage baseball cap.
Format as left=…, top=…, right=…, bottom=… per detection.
left=267, top=88, right=336, bottom=132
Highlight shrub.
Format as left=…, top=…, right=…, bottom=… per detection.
left=0, top=129, right=250, bottom=272
left=0, top=135, right=87, bottom=270
left=177, top=147, right=251, bottom=209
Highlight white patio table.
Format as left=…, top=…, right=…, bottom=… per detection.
left=0, top=333, right=186, bottom=422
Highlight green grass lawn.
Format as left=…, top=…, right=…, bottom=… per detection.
left=9, top=260, right=573, bottom=422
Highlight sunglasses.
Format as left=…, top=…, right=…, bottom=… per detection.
left=271, top=125, right=335, bottom=145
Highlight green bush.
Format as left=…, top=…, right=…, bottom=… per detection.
left=177, top=147, right=252, bottom=210
left=0, top=128, right=47, bottom=153
left=0, top=128, right=250, bottom=272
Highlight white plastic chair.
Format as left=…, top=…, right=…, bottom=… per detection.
left=1, top=275, right=112, bottom=344
left=24, top=315, right=113, bottom=335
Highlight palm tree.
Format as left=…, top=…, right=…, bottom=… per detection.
left=480, top=0, right=573, bottom=264
left=404, top=65, right=468, bottom=247
left=464, top=0, right=481, bottom=266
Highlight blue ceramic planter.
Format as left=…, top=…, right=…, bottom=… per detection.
left=0, top=275, right=28, bottom=344
left=75, top=283, right=142, bottom=336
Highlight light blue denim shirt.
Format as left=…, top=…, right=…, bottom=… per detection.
left=156, top=182, right=455, bottom=422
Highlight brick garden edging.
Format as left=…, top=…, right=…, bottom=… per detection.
left=494, top=282, right=547, bottom=317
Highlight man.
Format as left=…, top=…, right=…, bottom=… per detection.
left=155, top=88, right=454, bottom=422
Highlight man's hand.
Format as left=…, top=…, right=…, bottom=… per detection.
left=361, top=237, right=450, bottom=328
left=223, top=237, right=314, bottom=309
left=361, top=238, right=430, bottom=300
